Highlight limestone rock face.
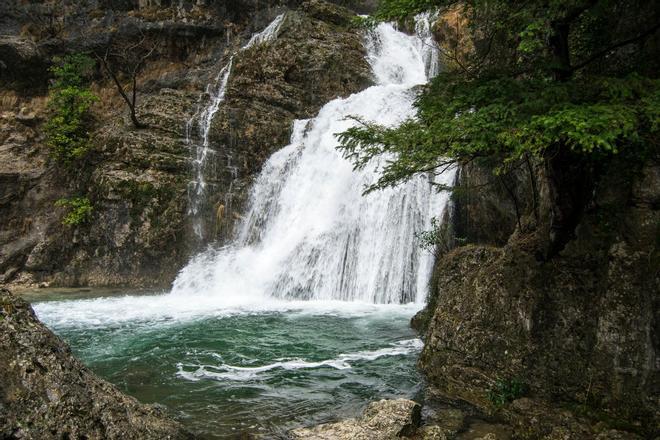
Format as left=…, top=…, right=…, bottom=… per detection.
left=0, top=0, right=371, bottom=288
left=418, top=158, right=659, bottom=437
left=0, top=288, right=194, bottom=439
left=291, top=399, right=421, bottom=439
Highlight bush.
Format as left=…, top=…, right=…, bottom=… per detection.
left=488, top=378, right=528, bottom=407
left=45, top=54, right=98, bottom=164
left=55, top=197, right=93, bottom=226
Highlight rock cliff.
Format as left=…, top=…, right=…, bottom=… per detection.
left=0, top=0, right=372, bottom=288
left=417, top=156, right=659, bottom=438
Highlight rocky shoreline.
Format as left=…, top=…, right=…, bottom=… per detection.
left=0, top=288, right=193, bottom=439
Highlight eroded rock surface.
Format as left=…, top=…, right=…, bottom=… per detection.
left=417, top=158, right=659, bottom=437
left=0, top=0, right=371, bottom=288
left=291, top=399, right=422, bottom=439
left=0, top=288, right=194, bottom=439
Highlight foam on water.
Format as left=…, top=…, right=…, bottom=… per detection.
left=175, top=339, right=423, bottom=381
left=33, top=294, right=421, bottom=329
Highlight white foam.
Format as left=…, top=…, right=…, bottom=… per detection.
left=176, top=338, right=423, bottom=381
left=33, top=294, right=422, bottom=329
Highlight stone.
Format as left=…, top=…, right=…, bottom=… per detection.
left=417, top=158, right=659, bottom=437
left=291, top=399, right=421, bottom=439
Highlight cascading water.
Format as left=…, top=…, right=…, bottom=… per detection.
left=173, top=16, right=455, bottom=304
left=187, top=14, right=285, bottom=240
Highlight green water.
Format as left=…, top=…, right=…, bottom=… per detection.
left=31, top=292, right=424, bottom=438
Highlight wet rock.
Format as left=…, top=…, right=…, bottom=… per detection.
left=0, top=288, right=194, bottom=439
left=291, top=399, right=422, bottom=439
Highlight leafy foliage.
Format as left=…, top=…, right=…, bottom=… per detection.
left=338, top=0, right=660, bottom=191
left=488, top=378, right=528, bottom=407
left=55, top=197, right=93, bottom=226
left=45, top=54, right=98, bottom=164
left=340, top=75, right=658, bottom=192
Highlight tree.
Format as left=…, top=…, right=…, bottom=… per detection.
left=96, top=33, right=156, bottom=129
left=338, top=0, right=660, bottom=257
left=45, top=53, right=98, bottom=164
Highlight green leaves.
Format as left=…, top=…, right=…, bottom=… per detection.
left=338, top=70, right=659, bottom=192
left=45, top=54, right=98, bottom=165
left=55, top=197, right=93, bottom=226
left=49, top=53, right=96, bottom=89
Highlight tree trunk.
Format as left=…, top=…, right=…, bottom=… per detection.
left=543, top=144, right=594, bottom=258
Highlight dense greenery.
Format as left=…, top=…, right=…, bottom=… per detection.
left=45, top=54, right=98, bottom=164
left=55, top=197, right=93, bottom=226
left=339, top=0, right=659, bottom=255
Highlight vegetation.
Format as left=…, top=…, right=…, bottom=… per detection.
left=339, top=0, right=660, bottom=257
left=45, top=53, right=98, bottom=164
left=55, top=197, right=93, bottom=226
left=488, top=378, right=528, bottom=407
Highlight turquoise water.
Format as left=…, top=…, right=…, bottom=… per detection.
left=31, top=292, right=424, bottom=438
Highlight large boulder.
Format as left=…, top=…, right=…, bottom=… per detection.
left=0, top=288, right=194, bottom=439
left=419, top=158, right=660, bottom=437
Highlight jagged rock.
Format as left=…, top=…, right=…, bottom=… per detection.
left=291, top=399, right=422, bottom=439
left=0, top=288, right=194, bottom=439
left=418, top=158, right=660, bottom=437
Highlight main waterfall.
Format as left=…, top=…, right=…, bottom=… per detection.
left=172, top=16, right=454, bottom=304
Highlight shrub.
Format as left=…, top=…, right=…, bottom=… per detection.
left=55, top=197, right=93, bottom=226
left=45, top=54, right=98, bottom=164
left=488, top=378, right=528, bottom=407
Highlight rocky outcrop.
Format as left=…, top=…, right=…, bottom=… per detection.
left=0, top=288, right=193, bottom=439
left=417, top=157, right=659, bottom=438
left=291, top=399, right=421, bottom=439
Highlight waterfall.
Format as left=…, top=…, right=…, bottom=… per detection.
left=186, top=14, right=286, bottom=240
left=172, top=15, right=455, bottom=305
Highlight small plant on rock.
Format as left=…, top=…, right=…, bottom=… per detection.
left=488, top=378, right=528, bottom=407
left=45, top=53, right=98, bottom=164
left=55, top=197, right=93, bottom=226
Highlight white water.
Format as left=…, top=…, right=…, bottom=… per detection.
left=187, top=14, right=286, bottom=239
left=173, top=17, right=454, bottom=304
left=176, top=338, right=423, bottom=381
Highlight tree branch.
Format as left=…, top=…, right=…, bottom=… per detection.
left=571, top=22, right=660, bottom=72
